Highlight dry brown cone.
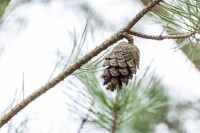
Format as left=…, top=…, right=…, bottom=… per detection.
left=101, top=41, right=140, bottom=91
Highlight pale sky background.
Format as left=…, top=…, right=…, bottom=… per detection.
left=0, top=0, right=200, bottom=133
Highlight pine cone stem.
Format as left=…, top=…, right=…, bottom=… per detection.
left=122, top=32, right=134, bottom=44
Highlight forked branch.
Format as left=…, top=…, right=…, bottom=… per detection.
left=0, top=0, right=163, bottom=127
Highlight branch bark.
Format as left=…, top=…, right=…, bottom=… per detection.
left=0, top=0, right=162, bottom=127
left=128, top=30, right=196, bottom=40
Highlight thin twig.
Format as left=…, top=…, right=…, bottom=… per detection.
left=0, top=0, right=162, bottom=127
left=128, top=30, right=196, bottom=40
left=77, top=101, right=94, bottom=133
left=77, top=118, right=87, bottom=133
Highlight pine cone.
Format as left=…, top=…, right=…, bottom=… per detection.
left=101, top=41, right=140, bottom=91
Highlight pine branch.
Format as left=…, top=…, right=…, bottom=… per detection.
left=111, top=111, right=117, bottom=133
left=0, top=0, right=162, bottom=127
left=128, top=30, right=196, bottom=40
left=111, top=93, right=120, bottom=133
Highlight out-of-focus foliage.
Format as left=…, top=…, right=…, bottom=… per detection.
left=141, top=0, right=200, bottom=70
left=157, top=0, right=200, bottom=48
left=0, top=0, right=10, bottom=19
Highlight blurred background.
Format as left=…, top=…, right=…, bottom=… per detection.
left=1, top=0, right=200, bottom=133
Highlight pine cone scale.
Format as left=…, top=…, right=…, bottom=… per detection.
left=126, top=59, right=135, bottom=67
left=109, top=67, right=120, bottom=76
left=117, top=59, right=127, bottom=67
left=118, top=68, right=129, bottom=75
left=109, top=59, right=118, bottom=66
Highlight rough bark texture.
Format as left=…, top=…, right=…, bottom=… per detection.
left=129, top=31, right=196, bottom=40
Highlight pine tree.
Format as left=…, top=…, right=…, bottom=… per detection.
left=0, top=0, right=200, bottom=132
